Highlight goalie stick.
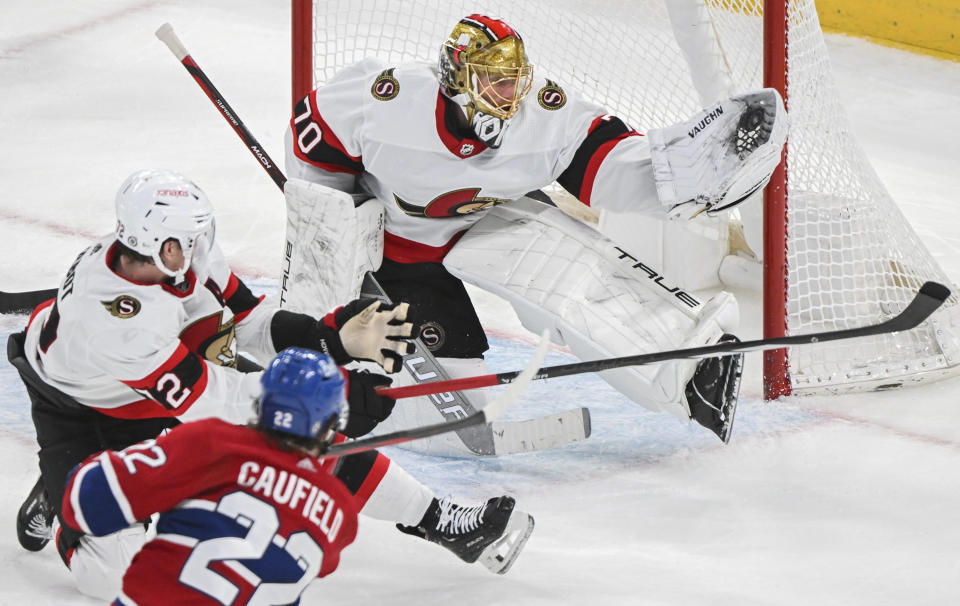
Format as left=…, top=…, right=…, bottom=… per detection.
left=324, top=330, right=551, bottom=458
left=378, top=281, right=951, bottom=400
left=154, top=23, right=591, bottom=456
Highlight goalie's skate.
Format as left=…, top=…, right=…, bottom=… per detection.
left=17, top=476, right=55, bottom=552
left=685, top=334, right=744, bottom=443
left=397, top=495, right=534, bottom=574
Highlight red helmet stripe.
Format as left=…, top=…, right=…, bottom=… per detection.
left=462, top=14, right=519, bottom=41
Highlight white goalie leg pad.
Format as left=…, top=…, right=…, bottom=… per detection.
left=372, top=357, right=492, bottom=457
left=649, top=88, right=788, bottom=217
left=444, top=198, right=739, bottom=418
left=280, top=178, right=384, bottom=316
left=598, top=207, right=730, bottom=291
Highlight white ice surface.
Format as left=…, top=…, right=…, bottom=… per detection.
left=1, top=2, right=959, bottom=604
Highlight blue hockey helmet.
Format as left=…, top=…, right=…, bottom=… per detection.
left=258, top=348, right=349, bottom=442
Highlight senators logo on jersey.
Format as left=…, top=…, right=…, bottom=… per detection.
left=394, top=188, right=511, bottom=218
left=537, top=80, right=567, bottom=110
left=371, top=68, right=400, bottom=101
left=180, top=311, right=239, bottom=368
left=101, top=295, right=141, bottom=319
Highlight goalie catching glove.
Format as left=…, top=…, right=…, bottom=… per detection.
left=649, top=87, right=788, bottom=218
left=270, top=298, right=414, bottom=373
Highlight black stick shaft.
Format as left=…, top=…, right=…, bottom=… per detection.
left=155, top=23, right=286, bottom=191
left=381, top=281, right=950, bottom=399
left=496, top=281, right=949, bottom=385
left=0, top=288, right=58, bottom=315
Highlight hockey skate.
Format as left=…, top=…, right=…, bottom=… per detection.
left=685, top=334, right=743, bottom=443
left=17, top=476, right=55, bottom=552
left=397, top=496, right=535, bottom=575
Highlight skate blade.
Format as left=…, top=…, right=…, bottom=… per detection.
left=478, top=511, right=535, bottom=575
left=719, top=353, right=744, bottom=444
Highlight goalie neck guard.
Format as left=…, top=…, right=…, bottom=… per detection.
left=438, top=14, right=534, bottom=148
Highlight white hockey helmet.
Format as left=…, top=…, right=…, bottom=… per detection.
left=114, top=169, right=215, bottom=282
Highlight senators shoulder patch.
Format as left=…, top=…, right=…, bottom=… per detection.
left=371, top=68, right=400, bottom=101
left=101, top=295, right=141, bottom=319
left=537, top=79, right=567, bottom=110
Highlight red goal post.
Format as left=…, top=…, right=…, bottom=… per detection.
left=290, top=0, right=960, bottom=399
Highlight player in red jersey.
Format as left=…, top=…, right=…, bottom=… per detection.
left=9, top=169, right=413, bottom=598
left=62, top=348, right=534, bottom=605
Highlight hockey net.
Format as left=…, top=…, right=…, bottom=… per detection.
left=292, top=0, right=960, bottom=397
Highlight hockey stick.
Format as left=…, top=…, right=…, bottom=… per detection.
left=379, top=281, right=951, bottom=400
left=323, top=330, right=551, bottom=457
left=359, top=273, right=590, bottom=455
left=154, top=23, right=590, bottom=455
left=0, top=288, right=58, bottom=315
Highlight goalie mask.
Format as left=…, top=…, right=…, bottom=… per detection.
left=438, top=14, right=534, bottom=148
left=114, top=169, right=216, bottom=283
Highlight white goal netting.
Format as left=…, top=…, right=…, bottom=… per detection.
left=305, top=0, right=960, bottom=394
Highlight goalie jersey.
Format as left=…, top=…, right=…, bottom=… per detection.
left=286, top=58, right=662, bottom=263
left=23, top=236, right=277, bottom=423
left=61, top=418, right=360, bottom=606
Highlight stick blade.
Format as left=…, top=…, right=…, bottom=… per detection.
left=919, top=281, right=951, bottom=304
left=888, top=281, right=951, bottom=332
left=482, top=329, right=552, bottom=422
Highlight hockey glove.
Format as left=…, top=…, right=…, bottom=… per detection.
left=333, top=299, right=414, bottom=373
left=649, top=88, right=788, bottom=218
left=342, top=370, right=395, bottom=438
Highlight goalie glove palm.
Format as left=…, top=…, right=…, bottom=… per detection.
left=335, top=299, right=414, bottom=373
left=649, top=87, right=788, bottom=218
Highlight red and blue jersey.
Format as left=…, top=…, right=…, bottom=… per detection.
left=61, top=418, right=360, bottom=605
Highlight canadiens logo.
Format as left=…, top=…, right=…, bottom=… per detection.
left=537, top=79, right=566, bottom=110
left=101, top=295, right=141, bottom=319
left=394, top=188, right=511, bottom=218
left=371, top=68, right=400, bottom=101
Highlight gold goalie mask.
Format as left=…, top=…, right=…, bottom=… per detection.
left=438, top=14, right=534, bottom=148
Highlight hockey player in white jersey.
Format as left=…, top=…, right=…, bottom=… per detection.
left=8, top=169, right=424, bottom=598
left=283, top=14, right=787, bottom=450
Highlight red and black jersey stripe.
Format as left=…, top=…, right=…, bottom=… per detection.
left=219, top=273, right=263, bottom=323
left=32, top=298, right=59, bottom=353
left=328, top=440, right=390, bottom=509
left=121, top=343, right=208, bottom=415
left=558, top=115, right=642, bottom=206
left=290, top=94, right=364, bottom=175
